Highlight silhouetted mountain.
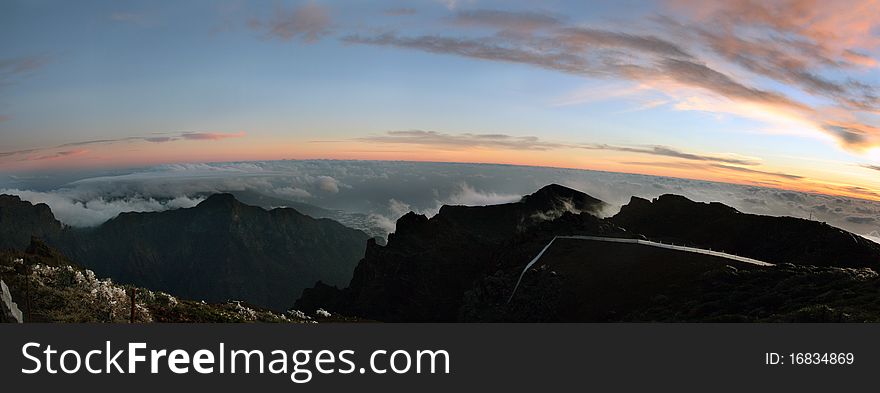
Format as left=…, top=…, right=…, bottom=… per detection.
left=0, top=193, right=370, bottom=311
left=298, top=186, right=880, bottom=322
left=58, top=194, right=370, bottom=310
left=8, top=184, right=880, bottom=322
left=612, top=194, right=880, bottom=268
left=0, top=195, right=62, bottom=250
left=297, top=184, right=622, bottom=321
left=228, top=189, right=388, bottom=239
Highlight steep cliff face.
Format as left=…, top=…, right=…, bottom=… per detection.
left=611, top=194, right=880, bottom=268
left=0, top=195, right=63, bottom=251
left=297, top=184, right=623, bottom=321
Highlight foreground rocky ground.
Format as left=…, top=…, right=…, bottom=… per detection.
left=0, top=239, right=356, bottom=323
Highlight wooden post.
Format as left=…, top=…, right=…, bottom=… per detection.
left=129, top=287, right=137, bottom=323
left=24, top=265, right=31, bottom=322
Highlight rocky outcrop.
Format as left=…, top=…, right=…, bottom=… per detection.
left=297, top=184, right=624, bottom=321
left=0, top=195, right=63, bottom=251
left=1, top=279, right=23, bottom=323
left=612, top=194, right=880, bottom=268
left=299, top=187, right=880, bottom=322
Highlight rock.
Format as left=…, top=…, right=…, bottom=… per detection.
left=1, top=280, right=23, bottom=323
left=296, top=184, right=622, bottom=321
left=612, top=194, right=880, bottom=268
left=0, top=194, right=63, bottom=251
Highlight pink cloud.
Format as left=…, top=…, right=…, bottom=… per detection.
left=27, top=149, right=89, bottom=161
left=668, top=0, right=880, bottom=62
left=180, top=131, right=247, bottom=141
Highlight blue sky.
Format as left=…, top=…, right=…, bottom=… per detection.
left=2, top=0, right=880, bottom=199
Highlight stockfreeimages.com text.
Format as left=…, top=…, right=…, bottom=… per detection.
left=21, top=342, right=451, bottom=383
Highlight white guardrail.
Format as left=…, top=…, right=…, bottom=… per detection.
left=507, top=235, right=774, bottom=303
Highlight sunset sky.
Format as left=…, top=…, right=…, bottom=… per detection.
left=2, top=0, right=880, bottom=200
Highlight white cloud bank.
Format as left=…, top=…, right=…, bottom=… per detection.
left=2, top=160, right=879, bottom=244
left=1, top=188, right=203, bottom=227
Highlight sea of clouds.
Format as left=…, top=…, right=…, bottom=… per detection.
left=2, top=160, right=879, bottom=242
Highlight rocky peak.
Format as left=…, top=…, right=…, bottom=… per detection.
left=521, top=184, right=605, bottom=213
left=197, top=193, right=242, bottom=210
left=0, top=194, right=63, bottom=250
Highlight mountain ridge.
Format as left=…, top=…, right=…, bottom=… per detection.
left=612, top=194, right=880, bottom=267
left=297, top=184, right=624, bottom=321
left=0, top=192, right=370, bottom=311
left=0, top=194, right=63, bottom=251
left=297, top=185, right=880, bottom=321
left=4, top=183, right=880, bottom=321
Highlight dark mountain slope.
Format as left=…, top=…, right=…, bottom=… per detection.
left=463, top=237, right=880, bottom=322
left=57, top=194, right=370, bottom=310
left=228, top=189, right=388, bottom=239
left=299, top=187, right=880, bottom=322
left=612, top=194, right=880, bottom=268
left=297, top=184, right=622, bottom=321
left=0, top=195, right=62, bottom=250
left=463, top=237, right=767, bottom=321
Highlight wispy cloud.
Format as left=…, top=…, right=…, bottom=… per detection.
left=344, top=4, right=880, bottom=152
left=0, top=148, right=40, bottom=159
left=623, top=160, right=803, bottom=181
left=1, top=55, right=50, bottom=120
left=711, top=163, right=803, bottom=180
left=452, top=9, right=562, bottom=33
left=357, top=130, right=763, bottom=167
left=181, top=131, right=247, bottom=141
left=688, top=26, right=876, bottom=109
left=858, top=163, right=880, bottom=172
left=583, top=144, right=760, bottom=166
left=556, top=27, right=694, bottom=59
left=250, top=2, right=331, bottom=43
left=356, top=130, right=571, bottom=151
left=0, top=131, right=246, bottom=162
left=342, top=30, right=807, bottom=116
left=343, top=33, right=592, bottom=75
left=822, top=123, right=877, bottom=146
left=667, top=0, right=880, bottom=54
left=28, top=149, right=89, bottom=162
left=0, top=55, right=49, bottom=77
